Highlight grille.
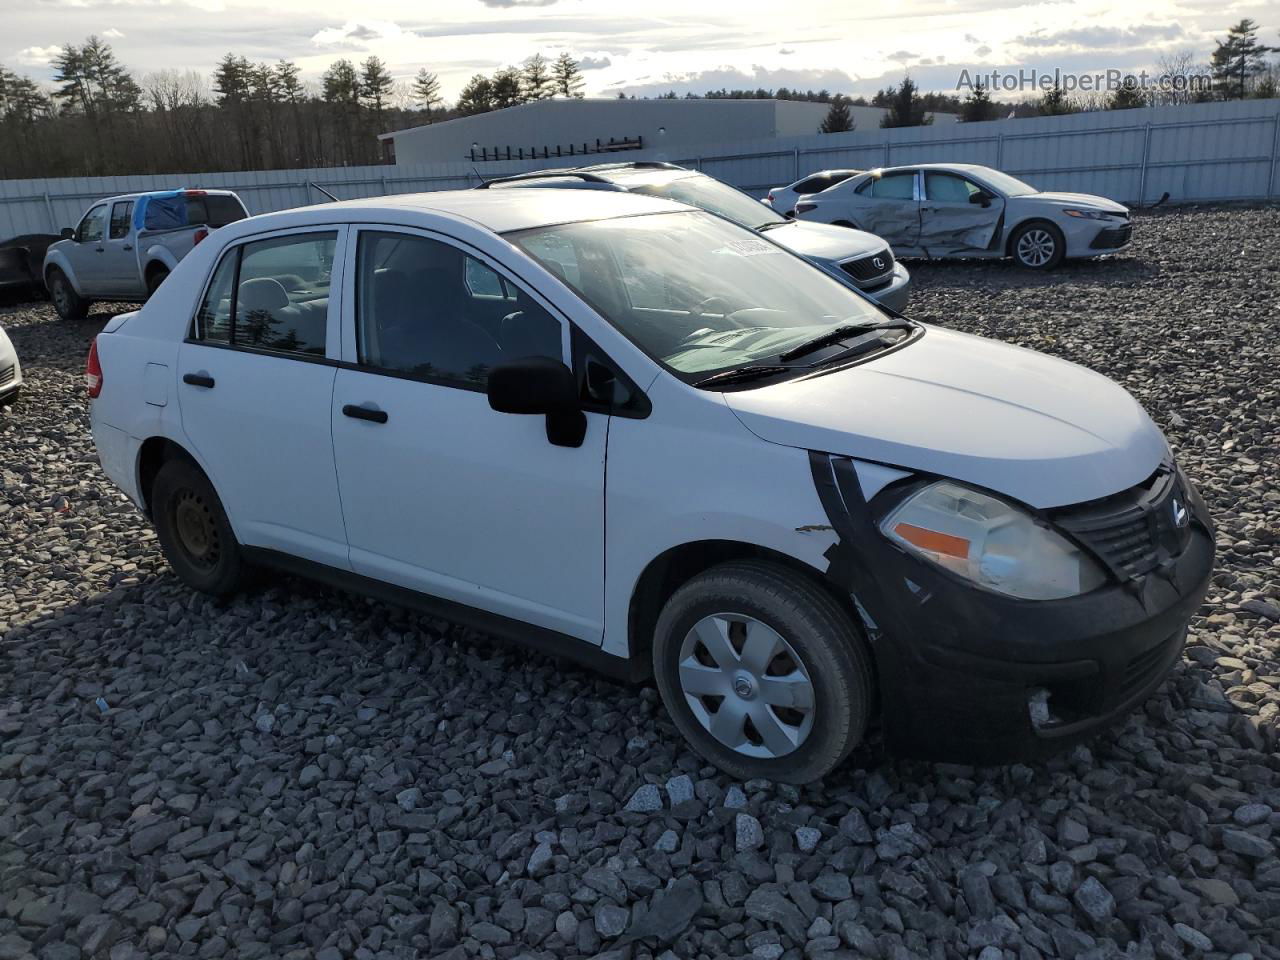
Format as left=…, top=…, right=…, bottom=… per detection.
left=841, top=249, right=895, bottom=283
left=1090, top=224, right=1133, bottom=249
left=0, top=364, right=13, bottom=387
left=1052, top=465, right=1192, bottom=580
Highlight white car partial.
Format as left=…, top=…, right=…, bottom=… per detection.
left=0, top=322, right=21, bottom=407
left=87, top=188, right=1211, bottom=782
left=765, top=169, right=862, bottom=217
left=795, top=163, right=1132, bottom=269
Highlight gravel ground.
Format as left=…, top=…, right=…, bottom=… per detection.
left=1, top=204, right=1278, bottom=960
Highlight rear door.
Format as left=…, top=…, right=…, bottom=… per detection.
left=100, top=200, right=137, bottom=295
left=919, top=171, right=1004, bottom=255
left=846, top=171, right=920, bottom=248
left=177, top=226, right=350, bottom=569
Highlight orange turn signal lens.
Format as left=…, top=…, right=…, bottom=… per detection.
left=894, top=522, right=970, bottom=559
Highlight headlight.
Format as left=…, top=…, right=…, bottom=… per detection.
left=1062, top=208, right=1113, bottom=220
left=879, top=481, right=1106, bottom=600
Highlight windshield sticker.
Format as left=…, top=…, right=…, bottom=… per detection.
left=716, top=238, right=782, bottom=258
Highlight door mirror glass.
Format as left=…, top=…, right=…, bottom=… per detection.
left=488, top=357, right=586, bottom=447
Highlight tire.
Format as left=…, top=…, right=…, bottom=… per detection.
left=47, top=268, right=89, bottom=321
left=1010, top=220, right=1065, bottom=270
left=145, top=266, right=169, bottom=297
left=652, top=560, right=874, bottom=783
left=151, top=457, right=248, bottom=596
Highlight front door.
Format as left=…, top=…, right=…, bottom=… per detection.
left=69, top=203, right=110, bottom=295
left=918, top=172, right=1005, bottom=255
left=847, top=171, right=920, bottom=249
left=330, top=227, right=607, bottom=642
left=177, top=227, right=350, bottom=569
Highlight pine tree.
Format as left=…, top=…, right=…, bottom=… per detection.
left=1038, top=79, right=1077, bottom=115
left=552, top=53, right=585, bottom=99
left=1107, top=76, right=1148, bottom=110
left=490, top=67, right=524, bottom=108
left=521, top=53, right=552, bottom=101
left=52, top=44, right=93, bottom=116
left=880, top=75, right=933, bottom=128
left=323, top=59, right=362, bottom=163
left=457, top=75, right=494, bottom=115
left=360, top=56, right=393, bottom=115
left=413, top=68, right=442, bottom=116
left=960, top=81, right=994, bottom=122
left=1210, top=19, right=1277, bottom=100
left=212, top=54, right=251, bottom=107
left=819, top=96, right=854, bottom=133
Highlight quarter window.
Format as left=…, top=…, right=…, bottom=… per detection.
left=356, top=231, right=563, bottom=389
left=192, top=231, right=335, bottom=356
left=109, top=201, right=134, bottom=240
left=77, top=204, right=107, bottom=243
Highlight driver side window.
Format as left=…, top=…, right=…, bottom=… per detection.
left=78, top=205, right=108, bottom=243
left=925, top=173, right=982, bottom=203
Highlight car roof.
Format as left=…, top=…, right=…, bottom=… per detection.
left=252, top=188, right=689, bottom=235
left=91, top=189, right=241, bottom=206
left=875, top=163, right=993, bottom=175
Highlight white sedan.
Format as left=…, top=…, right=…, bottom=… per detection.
left=765, top=169, right=862, bottom=217
left=86, top=188, right=1210, bottom=781
left=0, top=323, right=22, bottom=407
left=795, top=163, right=1132, bottom=269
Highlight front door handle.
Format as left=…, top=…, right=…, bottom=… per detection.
left=122, top=244, right=133, bottom=251
left=342, top=404, right=388, bottom=424
left=183, top=373, right=215, bottom=388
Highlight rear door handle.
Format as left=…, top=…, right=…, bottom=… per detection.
left=183, top=373, right=215, bottom=388
left=342, top=404, right=388, bottom=424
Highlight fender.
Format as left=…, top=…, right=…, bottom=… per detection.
left=142, top=243, right=180, bottom=274
left=42, top=244, right=84, bottom=295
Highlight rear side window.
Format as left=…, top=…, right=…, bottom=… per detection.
left=187, top=195, right=248, bottom=228
left=356, top=230, right=563, bottom=389
left=864, top=173, right=916, bottom=200
left=109, top=201, right=134, bottom=240
left=193, top=231, right=335, bottom=357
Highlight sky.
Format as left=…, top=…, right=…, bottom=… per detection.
left=4, top=0, right=1278, bottom=104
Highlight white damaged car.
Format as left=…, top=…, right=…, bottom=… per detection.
left=795, top=163, right=1132, bottom=269
left=86, top=189, right=1210, bottom=782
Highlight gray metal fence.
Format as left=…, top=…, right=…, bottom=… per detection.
left=3, top=97, right=1278, bottom=238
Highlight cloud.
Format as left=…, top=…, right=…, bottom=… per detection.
left=311, top=18, right=408, bottom=47
left=778, top=47, right=795, bottom=55
left=15, top=44, right=62, bottom=66
left=577, top=55, right=611, bottom=70
left=964, top=33, right=981, bottom=44
left=476, top=0, right=560, bottom=6
left=103, top=27, right=125, bottom=38
left=975, top=45, right=991, bottom=57
left=615, top=64, right=859, bottom=99
left=887, top=50, right=919, bottom=63
left=1014, top=24, right=1186, bottom=49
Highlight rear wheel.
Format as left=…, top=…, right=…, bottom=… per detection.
left=1010, top=221, right=1065, bottom=269
left=145, top=265, right=169, bottom=297
left=152, top=458, right=248, bottom=596
left=48, top=268, right=89, bottom=321
left=652, top=560, right=874, bottom=783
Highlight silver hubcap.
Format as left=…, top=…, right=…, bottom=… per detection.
left=677, top=614, right=816, bottom=758
left=1016, top=229, right=1056, bottom=266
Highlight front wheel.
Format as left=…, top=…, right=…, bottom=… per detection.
left=145, top=266, right=169, bottom=297
left=48, top=268, right=89, bottom=321
left=152, top=458, right=248, bottom=596
left=1010, top=221, right=1065, bottom=269
left=652, top=561, right=874, bottom=783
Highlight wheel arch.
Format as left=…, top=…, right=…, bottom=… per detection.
left=1005, top=216, right=1064, bottom=257
left=136, top=435, right=202, bottom=518
left=626, top=539, right=860, bottom=674
left=43, top=252, right=81, bottom=295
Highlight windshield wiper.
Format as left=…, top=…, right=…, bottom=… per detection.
left=756, top=221, right=788, bottom=231
left=777, top=321, right=908, bottom=362
left=693, top=364, right=804, bottom=388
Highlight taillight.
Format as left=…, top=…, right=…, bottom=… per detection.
left=193, top=228, right=209, bottom=245
left=86, top=337, right=103, bottom=398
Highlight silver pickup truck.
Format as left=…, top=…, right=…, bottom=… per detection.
left=43, top=189, right=248, bottom=320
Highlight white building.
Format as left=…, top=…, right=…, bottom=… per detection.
left=380, top=98, right=839, bottom=166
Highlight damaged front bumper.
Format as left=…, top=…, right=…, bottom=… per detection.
left=809, top=454, right=1214, bottom=764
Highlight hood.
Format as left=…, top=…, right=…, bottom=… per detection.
left=1025, top=192, right=1128, bottom=214
left=723, top=326, right=1167, bottom=509
left=765, top=220, right=887, bottom=263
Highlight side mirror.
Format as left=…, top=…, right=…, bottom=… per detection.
left=61, top=227, right=75, bottom=241
left=487, top=356, right=586, bottom=447
left=969, top=192, right=992, bottom=208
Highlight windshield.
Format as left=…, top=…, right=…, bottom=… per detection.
left=509, top=210, right=887, bottom=377
left=628, top=175, right=785, bottom=230
left=973, top=168, right=1038, bottom=197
